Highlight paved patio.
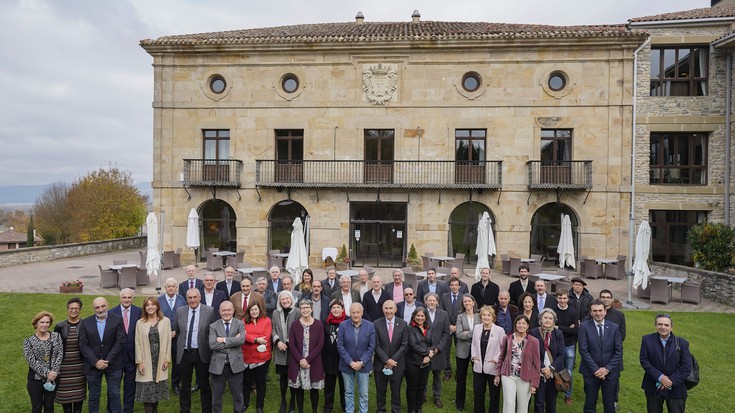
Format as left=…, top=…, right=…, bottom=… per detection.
left=1, top=249, right=731, bottom=313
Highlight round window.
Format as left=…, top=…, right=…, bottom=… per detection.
left=282, top=75, right=299, bottom=93
left=548, top=72, right=566, bottom=91
left=209, top=75, right=226, bottom=94
left=462, top=72, right=481, bottom=92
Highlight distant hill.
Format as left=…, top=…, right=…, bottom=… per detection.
left=0, top=182, right=153, bottom=206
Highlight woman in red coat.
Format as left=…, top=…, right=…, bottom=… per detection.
left=241, top=300, right=272, bottom=413
left=288, top=299, right=325, bottom=413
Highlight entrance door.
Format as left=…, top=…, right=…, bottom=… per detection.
left=350, top=202, right=406, bottom=267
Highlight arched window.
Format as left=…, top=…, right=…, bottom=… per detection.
left=529, top=203, right=578, bottom=264
left=199, top=199, right=236, bottom=252
left=448, top=202, right=494, bottom=265
left=268, top=200, right=308, bottom=252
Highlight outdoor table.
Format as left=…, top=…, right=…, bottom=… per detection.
left=537, top=272, right=566, bottom=282
left=337, top=269, right=360, bottom=281
left=109, top=264, right=139, bottom=271
left=520, top=258, right=538, bottom=263
left=213, top=251, right=236, bottom=257
left=237, top=267, right=268, bottom=281
left=322, top=247, right=338, bottom=261
left=429, top=255, right=455, bottom=267
left=596, top=258, right=618, bottom=277
left=270, top=252, right=289, bottom=268
left=652, top=275, right=688, bottom=303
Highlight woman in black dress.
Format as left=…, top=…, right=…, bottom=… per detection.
left=54, top=298, right=86, bottom=413
left=322, top=299, right=346, bottom=413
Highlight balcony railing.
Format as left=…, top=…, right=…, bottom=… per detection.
left=256, top=160, right=502, bottom=189
left=183, top=159, right=243, bottom=187
left=526, top=160, right=592, bottom=189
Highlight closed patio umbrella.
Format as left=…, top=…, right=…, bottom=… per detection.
left=632, top=220, right=652, bottom=290
left=557, top=214, right=576, bottom=269
left=145, top=212, right=161, bottom=284
left=474, top=211, right=491, bottom=281
left=186, top=208, right=200, bottom=249
left=286, top=217, right=308, bottom=284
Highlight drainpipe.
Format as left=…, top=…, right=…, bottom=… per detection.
left=627, top=37, right=650, bottom=305
left=725, top=53, right=732, bottom=226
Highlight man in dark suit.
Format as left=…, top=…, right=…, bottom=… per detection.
left=492, top=290, right=520, bottom=334
left=440, top=277, right=463, bottom=380
left=600, top=289, right=626, bottom=409
left=202, top=272, right=228, bottom=320
left=509, top=264, right=535, bottom=306
left=578, top=299, right=623, bottom=413
left=216, top=266, right=242, bottom=298
left=303, top=279, right=330, bottom=320
left=373, top=300, right=409, bottom=413
left=209, top=301, right=246, bottom=413
left=159, top=277, right=187, bottom=394
left=78, top=297, right=126, bottom=413
left=470, top=267, right=500, bottom=308
left=416, top=268, right=448, bottom=304
left=424, top=292, right=451, bottom=408
left=179, top=265, right=204, bottom=297
left=108, top=289, right=142, bottom=413
left=321, top=266, right=339, bottom=299
left=331, top=275, right=361, bottom=309
left=254, top=276, right=278, bottom=317
left=534, top=279, right=558, bottom=310
left=448, top=267, right=470, bottom=295
left=383, top=269, right=413, bottom=303
left=176, top=288, right=215, bottom=413
left=362, top=275, right=392, bottom=321
left=266, top=266, right=284, bottom=293
left=396, top=287, right=424, bottom=323
left=639, top=313, right=692, bottom=413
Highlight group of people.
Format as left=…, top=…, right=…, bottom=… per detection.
left=24, top=262, right=693, bottom=413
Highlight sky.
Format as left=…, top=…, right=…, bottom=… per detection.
left=0, top=0, right=711, bottom=187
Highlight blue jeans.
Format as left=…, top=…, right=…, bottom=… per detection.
left=342, top=370, right=369, bottom=413
left=87, top=369, right=122, bottom=413
left=564, top=344, right=576, bottom=399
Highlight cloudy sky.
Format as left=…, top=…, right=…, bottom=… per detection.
left=0, top=0, right=710, bottom=187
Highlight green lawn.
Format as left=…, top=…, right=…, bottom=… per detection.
left=3, top=293, right=733, bottom=412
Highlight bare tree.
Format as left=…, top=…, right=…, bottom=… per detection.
left=33, top=182, right=70, bottom=244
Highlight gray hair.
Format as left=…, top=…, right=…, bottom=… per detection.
left=119, top=288, right=135, bottom=297
left=339, top=275, right=351, bottom=283
left=538, top=308, right=558, bottom=325
left=165, top=277, right=178, bottom=287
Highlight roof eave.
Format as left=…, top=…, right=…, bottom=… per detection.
left=628, top=16, right=735, bottom=28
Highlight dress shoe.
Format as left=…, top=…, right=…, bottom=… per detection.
left=456, top=404, right=464, bottom=411
left=278, top=401, right=286, bottom=413
left=421, top=394, right=426, bottom=404
left=434, top=399, right=443, bottom=408
left=443, top=373, right=452, bottom=382
left=172, top=386, right=180, bottom=395
left=565, top=397, right=573, bottom=406
left=256, top=408, right=264, bottom=413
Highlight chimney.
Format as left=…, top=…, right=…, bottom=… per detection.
left=412, top=10, right=421, bottom=23
left=355, top=11, right=364, bottom=24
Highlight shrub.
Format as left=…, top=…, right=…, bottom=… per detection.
left=687, top=222, right=735, bottom=272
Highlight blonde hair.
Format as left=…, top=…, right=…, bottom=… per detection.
left=32, top=311, right=54, bottom=328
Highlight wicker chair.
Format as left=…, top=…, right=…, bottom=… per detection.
left=553, top=279, right=572, bottom=294
left=206, top=252, right=223, bottom=271
left=583, top=259, right=603, bottom=279
left=138, top=250, right=147, bottom=268
left=173, top=248, right=182, bottom=268
left=136, top=268, right=150, bottom=286
left=501, top=254, right=510, bottom=275
left=402, top=267, right=418, bottom=289
left=118, top=266, right=137, bottom=290
left=113, top=259, right=127, bottom=265
left=649, top=278, right=672, bottom=304
left=421, top=255, right=434, bottom=271
left=637, top=284, right=651, bottom=299
left=454, top=253, right=466, bottom=273
left=99, top=265, right=118, bottom=288
left=578, top=255, right=588, bottom=277
left=509, top=258, right=521, bottom=277
left=162, top=251, right=175, bottom=270
left=681, top=279, right=702, bottom=304
left=227, top=251, right=245, bottom=269
left=528, top=259, right=543, bottom=275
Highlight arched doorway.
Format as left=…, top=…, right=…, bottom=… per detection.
left=529, top=203, right=578, bottom=265
left=268, top=200, right=308, bottom=253
left=448, top=202, right=495, bottom=266
left=199, top=199, right=237, bottom=253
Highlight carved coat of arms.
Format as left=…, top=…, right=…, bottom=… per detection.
left=362, top=63, right=397, bottom=105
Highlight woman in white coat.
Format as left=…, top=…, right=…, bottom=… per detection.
left=470, top=306, right=505, bottom=413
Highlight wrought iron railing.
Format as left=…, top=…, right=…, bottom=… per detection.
left=256, top=160, right=502, bottom=189
left=526, top=160, right=592, bottom=189
left=183, top=159, right=243, bottom=187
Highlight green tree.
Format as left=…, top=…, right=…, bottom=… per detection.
left=26, top=215, right=34, bottom=246
left=65, top=167, right=147, bottom=242
left=33, top=182, right=71, bottom=245
left=688, top=222, right=735, bottom=272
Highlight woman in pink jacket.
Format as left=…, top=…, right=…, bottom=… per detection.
left=470, top=306, right=505, bottom=413
left=494, top=314, right=541, bottom=413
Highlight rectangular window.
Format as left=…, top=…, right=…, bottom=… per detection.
left=649, top=210, right=706, bottom=265
left=202, top=129, right=230, bottom=181
left=364, top=129, right=394, bottom=183
left=455, top=129, right=486, bottom=183
left=649, top=133, right=707, bottom=185
left=650, top=47, right=708, bottom=96
left=540, top=129, right=572, bottom=184
left=274, top=129, right=304, bottom=183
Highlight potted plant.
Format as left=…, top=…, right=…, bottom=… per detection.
left=335, top=244, right=351, bottom=270
left=406, top=244, right=422, bottom=271
left=60, top=279, right=84, bottom=293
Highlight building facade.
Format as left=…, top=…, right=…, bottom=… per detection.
left=141, top=13, right=652, bottom=268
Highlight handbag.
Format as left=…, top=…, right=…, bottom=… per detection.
left=675, top=336, right=699, bottom=389
left=43, top=339, right=56, bottom=392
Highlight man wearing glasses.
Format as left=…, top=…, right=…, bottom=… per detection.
left=600, top=289, right=626, bottom=410
left=396, top=288, right=423, bottom=324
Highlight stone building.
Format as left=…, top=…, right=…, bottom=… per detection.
left=629, top=0, right=735, bottom=265
left=141, top=10, right=663, bottom=269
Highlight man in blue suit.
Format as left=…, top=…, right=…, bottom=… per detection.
left=159, top=277, right=187, bottom=394
left=108, top=289, right=142, bottom=413
left=578, top=299, right=623, bottom=413
left=639, top=313, right=692, bottom=413
left=179, top=265, right=204, bottom=297
left=337, top=302, right=376, bottom=413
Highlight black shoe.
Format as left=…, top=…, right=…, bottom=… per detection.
left=172, top=387, right=180, bottom=395
left=279, top=402, right=286, bottom=413
left=256, top=409, right=264, bottom=413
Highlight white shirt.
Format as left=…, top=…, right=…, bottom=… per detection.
left=342, top=291, right=353, bottom=310
left=402, top=302, right=416, bottom=323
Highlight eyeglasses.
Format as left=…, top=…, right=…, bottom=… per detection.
left=404, top=293, right=414, bottom=296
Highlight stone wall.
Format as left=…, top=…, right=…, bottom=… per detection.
left=650, top=262, right=735, bottom=306
left=0, top=237, right=146, bottom=269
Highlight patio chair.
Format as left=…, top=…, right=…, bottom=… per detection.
left=363, top=265, right=376, bottom=277
left=99, top=265, right=118, bottom=288
left=681, top=279, right=702, bottom=305
left=266, top=254, right=282, bottom=271
left=529, top=260, right=543, bottom=275
left=206, top=252, right=223, bottom=271
left=583, top=259, right=603, bottom=279
left=118, top=266, right=137, bottom=290
left=162, top=251, right=175, bottom=270
left=637, top=283, right=651, bottom=299
left=605, top=258, right=626, bottom=280
left=578, top=255, right=587, bottom=276
left=138, top=250, right=147, bottom=268
left=649, top=278, right=672, bottom=304
left=252, top=269, right=268, bottom=280
left=501, top=254, right=510, bottom=275
left=113, top=259, right=128, bottom=265
left=421, top=255, right=434, bottom=271
left=136, top=268, right=150, bottom=286
left=530, top=254, right=543, bottom=262
left=553, top=279, right=572, bottom=294
left=509, top=257, right=521, bottom=277
left=454, top=253, right=466, bottom=273
left=402, top=267, right=417, bottom=289
left=173, top=248, right=182, bottom=267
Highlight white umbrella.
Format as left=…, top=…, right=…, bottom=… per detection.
left=186, top=208, right=200, bottom=249
left=145, top=212, right=161, bottom=280
left=632, top=220, right=652, bottom=290
left=557, top=214, right=576, bottom=269
left=486, top=214, right=497, bottom=257
left=474, top=212, right=491, bottom=281
left=286, top=217, right=308, bottom=284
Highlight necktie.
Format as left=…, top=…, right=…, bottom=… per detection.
left=243, top=295, right=248, bottom=313
left=388, top=320, right=393, bottom=342
left=597, top=323, right=604, bottom=342
left=169, top=297, right=174, bottom=310
left=123, top=308, right=129, bottom=334
left=190, top=280, right=194, bottom=289
left=225, top=321, right=230, bottom=336
left=539, top=295, right=545, bottom=309
left=452, top=294, right=457, bottom=306
left=187, top=309, right=196, bottom=349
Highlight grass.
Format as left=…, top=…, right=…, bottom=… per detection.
left=3, top=293, right=733, bottom=412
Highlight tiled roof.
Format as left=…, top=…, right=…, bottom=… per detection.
left=629, top=4, right=735, bottom=23
left=141, top=21, right=638, bottom=47
left=0, top=230, right=41, bottom=243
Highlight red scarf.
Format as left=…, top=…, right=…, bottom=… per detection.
left=326, top=311, right=346, bottom=325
